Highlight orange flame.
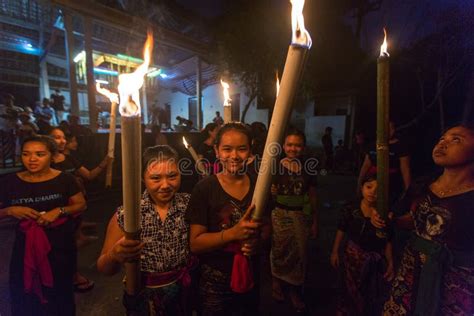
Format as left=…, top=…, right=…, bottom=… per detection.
left=182, top=136, right=190, bottom=148
left=291, top=0, right=312, bottom=47
left=96, top=83, right=119, bottom=104
left=276, top=70, right=280, bottom=97
left=118, top=30, right=154, bottom=117
left=220, top=79, right=232, bottom=107
left=380, top=28, right=389, bottom=57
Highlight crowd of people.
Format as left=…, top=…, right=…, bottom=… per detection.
left=0, top=91, right=94, bottom=167
left=0, top=106, right=473, bottom=316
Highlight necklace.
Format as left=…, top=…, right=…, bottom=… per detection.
left=434, top=183, right=474, bottom=197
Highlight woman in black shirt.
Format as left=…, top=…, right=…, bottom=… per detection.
left=0, top=135, right=86, bottom=315
left=187, top=123, right=264, bottom=315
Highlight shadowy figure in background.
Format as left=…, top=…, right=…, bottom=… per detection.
left=68, top=115, right=92, bottom=137
left=50, top=89, right=66, bottom=123
left=322, top=126, right=334, bottom=172
left=212, top=111, right=224, bottom=126
left=197, top=122, right=219, bottom=175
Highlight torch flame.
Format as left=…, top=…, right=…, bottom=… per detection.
left=380, top=28, right=389, bottom=57
left=96, top=83, right=119, bottom=104
left=118, top=30, right=154, bottom=117
left=182, top=136, right=190, bottom=149
left=220, top=79, right=232, bottom=107
left=276, top=70, right=280, bottom=97
left=291, top=0, right=312, bottom=48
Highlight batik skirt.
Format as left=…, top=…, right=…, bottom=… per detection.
left=384, top=245, right=474, bottom=315
left=270, top=207, right=312, bottom=286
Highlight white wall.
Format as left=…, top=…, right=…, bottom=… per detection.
left=305, top=115, right=346, bottom=149
left=154, top=82, right=269, bottom=129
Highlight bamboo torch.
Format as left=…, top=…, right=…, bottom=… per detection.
left=251, top=0, right=312, bottom=220
left=96, top=83, right=118, bottom=188
left=182, top=136, right=208, bottom=176
left=117, top=31, right=154, bottom=295
left=376, top=28, right=390, bottom=238
left=221, top=79, right=232, bottom=123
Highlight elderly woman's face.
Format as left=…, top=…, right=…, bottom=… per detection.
left=432, top=126, right=474, bottom=168
left=143, top=159, right=181, bottom=204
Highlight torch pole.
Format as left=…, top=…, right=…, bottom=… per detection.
left=105, top=101, right=117, bottom=188
left=121, top=115, right=142, bottom=295
left=376, top=54, right=390, bottom=238
left=223, top=105, right=231, bottom=124
left=251, top=44, right=309, bottom=220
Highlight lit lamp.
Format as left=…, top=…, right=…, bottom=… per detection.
left=252, top=0, right=312, bottom=220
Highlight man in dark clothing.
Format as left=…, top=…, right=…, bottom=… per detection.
left=50, top=89, right=66, bottom=122
left=321, top=126, right=334, bottom=171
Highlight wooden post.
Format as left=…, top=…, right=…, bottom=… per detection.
left=63, top=12, right=79, bottom=115
left=196, top=56, right=202, bottom=129
left=84, top=16, right=98, bottom=131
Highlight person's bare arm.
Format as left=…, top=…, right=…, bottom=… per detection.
left=97, top=213, right=144, bottom=276
left=76, top=156, right=112, bottom=181
left=357, top=154, right=372, bottom=190
left=399, top=156, right=411, bottom=190
left=189, top=205, right=260, bottom=255
left=37, top=191, right=86, bottom=225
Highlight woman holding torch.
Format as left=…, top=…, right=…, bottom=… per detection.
left=372, top=124, right=474, bottom=316
left=97, top=145, right=195, bottom=315
left=187, top=123, right=268, bottom=315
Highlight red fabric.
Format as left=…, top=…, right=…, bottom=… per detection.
left=143, top=256, right=198, bottom=288
left=224, top=242, right=254, bottom=293
left=19, top=217, right=67, bottom=304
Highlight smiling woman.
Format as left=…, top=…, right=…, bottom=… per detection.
left=186, top=122, right=268, bottom=314
left=97, top=145, right=195, bottom=315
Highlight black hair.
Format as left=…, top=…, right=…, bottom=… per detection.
left=21, top=135, right=58, bottom=155
left=215, top=122, right=252, bottom=147
left=203, top=122, right=218, bottom=135
left=325, top=126, right=333, bottom=133
left=48, top=127, right=66, bottom=136
left=442, top=122, right=474, bottom=135
left=285, top=127, right=306, bottom=145
left=142, top=145, right=180, bottom=176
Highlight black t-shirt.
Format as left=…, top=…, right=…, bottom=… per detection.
left=337, top=202, right=391, bottom=253
left=0, top=172, right=81, bottom=249
left=50, top=94, right=65, bottom=111
left=272, top=159, right=317, bottom=211
left=51, top=154, right=82, bottom=174
left=398, top=178, right=474, bottom=252
left=186, top=174, right=255, bottom=273
left=197, top=142, right=216, bottom=164
left=366, top=140, right=409, bottom=170
left=197, top=142, right=219, bottom=174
